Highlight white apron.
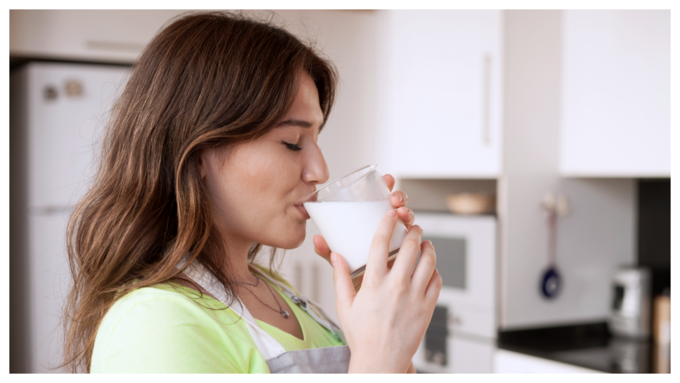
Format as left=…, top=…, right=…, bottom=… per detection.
left=180, top=261, right=351, bottom=373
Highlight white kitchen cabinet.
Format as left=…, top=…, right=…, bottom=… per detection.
left=377, top=10, right=503, bottom=178
left=494, top=349, right=602, bottom=374
left=10, top=10, right=186, bottom=64
left=560, top=10, right=670, bottom=177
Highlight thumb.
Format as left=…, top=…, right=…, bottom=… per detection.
left=331, top=252, right=356, bottom=315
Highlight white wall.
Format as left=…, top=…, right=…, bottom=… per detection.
left=499, top=11, right=635, bottom=329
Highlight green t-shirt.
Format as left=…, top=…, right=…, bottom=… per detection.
left=91, top=271, right=345, bottom=373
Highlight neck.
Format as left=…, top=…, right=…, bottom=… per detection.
left=219, top=236, right=259, bottom=285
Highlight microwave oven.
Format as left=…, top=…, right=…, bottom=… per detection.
left=411, top=212, right=497, bottom=373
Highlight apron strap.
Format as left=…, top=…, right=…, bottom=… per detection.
left=180, top=261, right=287, bottom=360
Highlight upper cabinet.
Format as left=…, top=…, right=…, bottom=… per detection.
left=12, top=10, right=668, bottom=179
left=560, top=11, right=670, bottom=177
left=10, top=10, right=186, bottom=64
left=377, top=11, right=503, bottom=178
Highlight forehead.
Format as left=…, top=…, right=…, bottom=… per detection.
left=281, top=72, right=324, bottom=126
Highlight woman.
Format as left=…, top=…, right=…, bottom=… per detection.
left=63, top=11, right=441, bottom=373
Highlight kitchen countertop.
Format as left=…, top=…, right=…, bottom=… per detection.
left=497, top=322, right=670, bottom=373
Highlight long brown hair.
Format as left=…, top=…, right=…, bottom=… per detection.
left=62, top=11, right=337, bottom=373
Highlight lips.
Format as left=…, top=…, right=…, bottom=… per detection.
left=295, top=204, right=310, bottom=220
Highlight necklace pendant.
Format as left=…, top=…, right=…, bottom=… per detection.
left=281, top=310, right=290, bottom=319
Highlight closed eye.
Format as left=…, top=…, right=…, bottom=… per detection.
left=283, top=141, right=303, bottom=152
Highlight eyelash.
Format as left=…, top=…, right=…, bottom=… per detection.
left=283, top=141, right=303, bottom=152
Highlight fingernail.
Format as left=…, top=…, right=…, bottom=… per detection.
left=330, top=253, right=338, bottom=267
left=387, top=209, right=397, bottom=217
left=399, top=195, right=404, bottom=203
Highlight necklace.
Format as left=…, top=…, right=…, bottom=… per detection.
left=234, top=275, right=259, bottom=287
left=234, top=275, right=289, bottom=319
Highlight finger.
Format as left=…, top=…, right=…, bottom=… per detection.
left=396, top=206, right=415, bottom=228
left=313, top=235, right=331, bottom=263
left=366, top=209, right=399, bottom=279
left=331, top=252, right=356, bottom=316
left=390, top=190, right=408, bottom=209
left=424, top=269, right=443, bottom=303
left=390, top=225, right=423, bottom=282
left=412, top=240, right=437, bottom=293
left=383, top=174, right=395, bottom=192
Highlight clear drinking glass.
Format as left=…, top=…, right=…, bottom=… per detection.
left=303, top=164, right=408, bottom=278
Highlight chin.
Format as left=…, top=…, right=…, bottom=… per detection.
left=286, top=229, right=307, bottom=249
left=269, top=224, right=307, bottom=250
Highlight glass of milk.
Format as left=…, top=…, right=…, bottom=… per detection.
left=303, top=164, right=408, bottom=279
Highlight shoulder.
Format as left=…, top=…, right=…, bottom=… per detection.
left=99, top=284, right=227, bottom=333
left=91, top=285, right=267, bottom=373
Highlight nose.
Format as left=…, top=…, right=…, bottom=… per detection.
left=302, top=144, right=329, bottom=185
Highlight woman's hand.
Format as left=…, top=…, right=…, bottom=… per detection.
left=331, top=210, right=442, bottom=373
left=313, top=174, right=414, bottom=289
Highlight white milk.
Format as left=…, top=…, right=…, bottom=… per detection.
left=303, top=200, right=408, bottom=274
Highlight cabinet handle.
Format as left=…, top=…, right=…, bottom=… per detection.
left=482, top=55, right=491, bottom=146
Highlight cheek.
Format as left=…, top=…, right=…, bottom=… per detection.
left=205, top=144, right=303, bottom=240
left=232, top=150, right=296, bottom=199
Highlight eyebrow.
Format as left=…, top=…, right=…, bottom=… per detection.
left=275, top=119, right=313, bottom=129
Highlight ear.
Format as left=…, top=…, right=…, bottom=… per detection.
left=198, top=151, right=208, bottom=179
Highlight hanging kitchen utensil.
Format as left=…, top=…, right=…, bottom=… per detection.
left=540, top=193, right=569, bottom=299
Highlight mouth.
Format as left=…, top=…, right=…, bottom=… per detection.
left=295, top=204, right=310, bottom=220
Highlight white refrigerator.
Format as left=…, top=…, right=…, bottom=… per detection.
left=10, top=62, right=130, bottom=372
